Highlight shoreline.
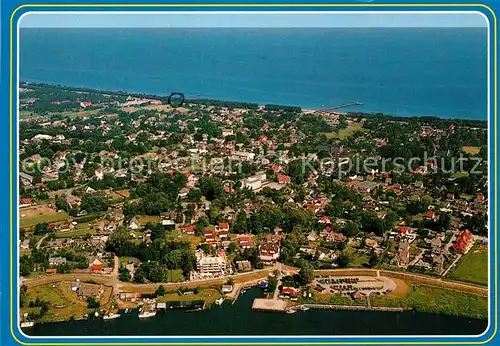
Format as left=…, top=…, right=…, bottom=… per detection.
left=19, top=81, right=488, bottom=122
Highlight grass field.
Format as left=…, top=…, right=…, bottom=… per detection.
left=300, top=291, right=365, bottom=306
left=370, top=284, right=487, bottom=319
left=447, top=245, right=488, bottom=286
left=462, top=146, right=481, bottom=155
left=109, top=191, right=126, bottom=204
left=321, top=122, right=367, bottom=140
left=168, top=229, right=201, bottom=249
left=56, top=109, right=99, bottom=118
left=119, top=256, right=141, bottom=266
left=157, top=288, right=221, bottom=305
left=137, top=215, right=161, bottom=224
left=344, top=245, right=370, bottom=267
left=20, top=206, right=69, bottom=228
left=165, top=269, right=185, bottom=282
left=55, top=228, right=96, bottom=238
left=21, top=282, right=112, bottom=322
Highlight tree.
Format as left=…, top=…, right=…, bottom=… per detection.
left=119, top=266, right=131, bottom=282
left=87, top=296, right=100, bottom=309
left=34, top=223, right=50, bottom=236
left=438, top=213, right=451, bottom=231
left=369, top=252, right=379, bottom=268
left=198, top=177, right=223, bottom=201
left=298, top=261, right=314, bottom=284
left=156, top=284, right=166, bottom=296
left=337, top=254, right=350, bottom=268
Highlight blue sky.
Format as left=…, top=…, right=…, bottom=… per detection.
left=19, top=12, right=488, bottom=28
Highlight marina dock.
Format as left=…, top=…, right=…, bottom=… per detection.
left=293, top=304, right=408, bottom=312
left=251, top=298, right=287, bottom=312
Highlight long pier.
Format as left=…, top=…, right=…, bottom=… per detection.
left=322, top=101, right=363, bottom=112
left=294, top=304, right=408, bottom=312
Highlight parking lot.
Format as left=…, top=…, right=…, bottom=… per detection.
left=313, top=275, right=397, bottom=296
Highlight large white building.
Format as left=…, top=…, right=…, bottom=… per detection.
left=241, top=171, right=266, bottom=191
left=196, top=251, right=227, bottom=278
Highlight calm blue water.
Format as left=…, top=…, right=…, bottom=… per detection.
left=24, top=288, right=487, bottom=336
left=20, top=28, right=487, bottom=119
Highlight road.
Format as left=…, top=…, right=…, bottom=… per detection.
left=35, top=233, right=50, bottom=250
left=24, top=267, right=274, bottom=295
left=441, top=254, right=462, bottom=277
left=22, top=265, right=487, bottom=297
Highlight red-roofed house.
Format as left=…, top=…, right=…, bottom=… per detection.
left=218, top=230, right=229, bottom=239
left=326, top=232, right=346, bottom=243
left=91, top=258, right=103, bottom=273
left=218, top=222, right=230, bottom=232
left=238, top=236, right=253, bottom=249
left=20, top=197, right=33, bottom=208
left=477, top=193, right=485, bottom=202
left=183, top=225, right=196, bottom=235
left=318, top=216, right=331, bottom=224
left=204, top=228, right=216, bottom=242
left=452, top=230, right=474, bottom=254
left=80, top=101, right=92, bottom=108
left=95, top=168, right=104, bottom=180
left=423, top=210, right=436, bottom=220
left=281, top=287, right=299, bottom=297
left=277, top=173, right=290, bottom=184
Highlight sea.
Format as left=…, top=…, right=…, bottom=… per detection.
left=19, top=27, right=487, bottom=120
left=23, top=288, right=486, bottom=337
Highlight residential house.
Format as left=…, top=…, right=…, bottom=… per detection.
left=129, top=217, right=141, bottom=230
left=236, top=260, right=252, bottom=272
left=48, top=257, right=67, bottom=266
left=259, top=240, right=281, bottom=265
left=452, top=230, right=474, bottom=254
left=430, top=236, right=442, bottom=255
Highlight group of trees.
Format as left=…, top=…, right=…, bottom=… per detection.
left=106, top=233, right=195, bottom=282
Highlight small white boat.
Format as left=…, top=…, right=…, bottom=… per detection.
left=300, top=306, right=310, bottom=311
left=285, top=309, right=297, bottom=314
left=103, top=313, right=121, bottom=320
left=214, top=297, right=224, bottom=306
left=138, top=311, right=156, bottom=319
left=94, top=311, right=99, bottom=317
left=20, top=322, right=34, bottom=328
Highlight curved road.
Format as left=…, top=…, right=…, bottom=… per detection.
left=21, top=265, right=487, bottom=297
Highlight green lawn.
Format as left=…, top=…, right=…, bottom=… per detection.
left=447, top=245, right=488, bottom=286
left=119, top=256, right=141, bottom=266
left=157, top=288, right=221, bottom=304
left=55, top=228, right=96, bottom=238
left=137, top=215, right=161, bottom=224
left=165, top=269, right=184, bottom=282
left=299, top=291, right=365, bottom=306
left=321, top=122, right=367, bottom=140
left=371, top=285, right=487, bottom=320
left=344, top=245, right=370, bottom=267
left=20, top=211, right=69, bottom=228
left=168, top=229, right=201, bottom=249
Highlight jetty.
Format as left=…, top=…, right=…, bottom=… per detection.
left=292, top=304, right=408, bottom=312
left=251, top=298, right=287, bottom=312
left=321, top=101, right=363, bottom=112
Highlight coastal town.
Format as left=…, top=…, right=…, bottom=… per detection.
left=18, top=83, right=489, bottom=329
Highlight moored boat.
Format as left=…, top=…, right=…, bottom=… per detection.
left=103, top=313, right=121, bottom=320
left=138, top=311, right=156, bottom=318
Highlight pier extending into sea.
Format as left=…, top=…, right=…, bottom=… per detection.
left=294, top=304, right=408, bottom=312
